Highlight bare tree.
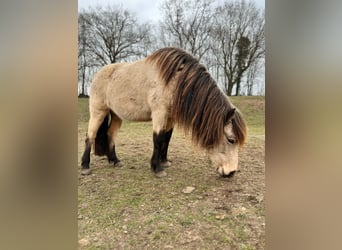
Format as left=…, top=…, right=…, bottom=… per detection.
left=211, top=1, right=265, bottom=96
left=235, top=36, right=251, bottom=95
left=86, top=5, right=151, bottom=65
left=159, top=0, right=214, bottom=60
left=245, top=59, right=259, bottom=95
left=78, top=1, right=265, bottom=96
left=78, top=12, right=92, bottom=96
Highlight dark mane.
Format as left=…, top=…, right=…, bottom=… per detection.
left=147, top=47, right=247, bottom=148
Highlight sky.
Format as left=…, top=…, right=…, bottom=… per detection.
left=78, top=0, right=265, bottom=23
left=78, top=0, right=265, bottom=94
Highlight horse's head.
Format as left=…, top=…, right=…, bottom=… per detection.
left=207, top=108, right=246, bottom=178
left=208, top=122, right=239, bottom=178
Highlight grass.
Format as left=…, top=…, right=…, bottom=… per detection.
left=230, top=96, right=265, bottom=136
left=78, top=96, right=265, bottom=249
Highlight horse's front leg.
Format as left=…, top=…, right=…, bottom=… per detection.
left=160, top=128, right=173, bottom=168
left=151, top=130, right=170, bottom=178
left=151, top=113, right=173, bottom=178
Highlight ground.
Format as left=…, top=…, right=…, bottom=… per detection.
left=78, top=96, right=265, bottom=249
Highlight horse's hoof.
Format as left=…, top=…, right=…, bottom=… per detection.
left=114, top=161, right=123, bottom=167
left=160, top=161, right=172, bottom=168
left=81, top=169, right=92, bottom=175
left=155, top=170, right=167, bottom=178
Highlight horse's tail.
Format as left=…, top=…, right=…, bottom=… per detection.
left=94, top=114, right=110, bottom=156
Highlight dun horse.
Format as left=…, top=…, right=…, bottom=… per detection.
left=81, top=47, right=247, bottom=178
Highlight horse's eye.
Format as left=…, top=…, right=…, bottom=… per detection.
left=227, top=138, right=236, bottom=145
left=178, top=64, right=184, bottom=71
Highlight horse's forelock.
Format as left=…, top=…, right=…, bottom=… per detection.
left=231, top=109, right=247, bottom=146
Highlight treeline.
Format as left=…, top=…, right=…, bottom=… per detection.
left=78, top=0, right=264, bottom=96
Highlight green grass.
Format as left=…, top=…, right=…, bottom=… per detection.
left=230, top=96, right=265, bottom=136
left=78, top=97, right=90, bottom=123
left=78, top=96, right=265, bottom=249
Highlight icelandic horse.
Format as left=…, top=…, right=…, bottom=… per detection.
left=81, top=47, right=247, bottom=178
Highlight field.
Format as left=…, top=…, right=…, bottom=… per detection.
left=78, top=96, right=265, bottom=249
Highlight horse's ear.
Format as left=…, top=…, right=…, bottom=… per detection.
left=225, top=108, right=236, bottom=123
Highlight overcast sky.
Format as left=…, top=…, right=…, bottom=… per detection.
left=78, top=0, right=265, bottom=23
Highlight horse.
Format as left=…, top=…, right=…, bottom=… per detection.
left=81, top=47, right=247, bottom=178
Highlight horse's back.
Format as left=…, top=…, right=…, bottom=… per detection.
left=90, top=60, right=162, bottom=121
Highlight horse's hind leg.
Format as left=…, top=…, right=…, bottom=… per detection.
left=81, top=109, right=108, bottom=175
left=107, top=111, right=123, bottom=167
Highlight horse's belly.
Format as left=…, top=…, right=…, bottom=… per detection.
left=111, top=98, right=152, bottom=121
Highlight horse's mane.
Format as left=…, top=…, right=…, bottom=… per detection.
left=147, top=47, right=247, bottom=148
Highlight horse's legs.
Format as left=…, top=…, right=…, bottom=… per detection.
left=107, top=111, right=123, bottom=167
left=160, top=128, right=173, bottom=167
left=81, top=110, right=108, bottom=175
left=151, top=130, right=171, bottom=177
left=151, top=115, right=173, bottom=177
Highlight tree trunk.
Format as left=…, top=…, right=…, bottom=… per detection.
left=81, top=68, right=86, bottom=95
left=235, top=78, right=240, bottom=96
left=227, top=80, right=234, bottom=96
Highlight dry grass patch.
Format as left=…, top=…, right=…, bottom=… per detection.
left=78, top=96, right=265, bottom=249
